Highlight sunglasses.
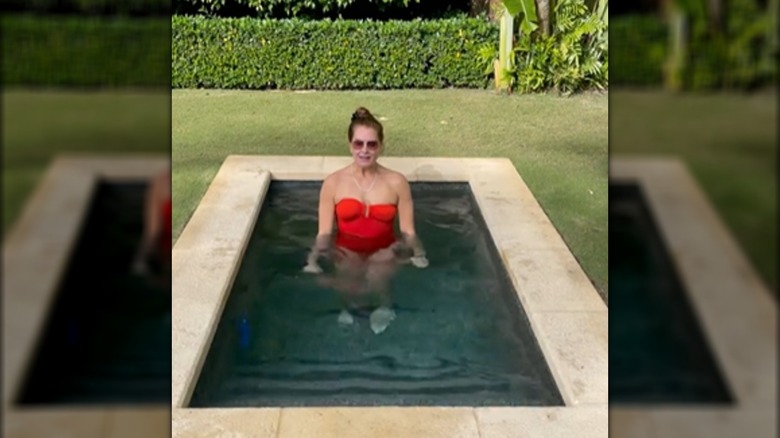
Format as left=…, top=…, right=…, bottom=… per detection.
left=351, top=140, right=380, bottom=150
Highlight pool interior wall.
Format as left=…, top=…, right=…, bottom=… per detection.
left=609, top=183, right=733, bottom=404
left=16, top=181, right=171, bottom=405
left=189, top=181, right=564, bottom=407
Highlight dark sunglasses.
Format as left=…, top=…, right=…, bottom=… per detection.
left=351, top=140, right=380, bottom=150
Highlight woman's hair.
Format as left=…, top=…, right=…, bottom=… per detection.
left=348, top=107, right=384, bottom=142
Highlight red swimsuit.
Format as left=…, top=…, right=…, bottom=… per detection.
left=335, top=198, right=397, bottom=254
left=160, top=196, right=172, bottom=257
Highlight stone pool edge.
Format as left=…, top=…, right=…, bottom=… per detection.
left=610, top=157, right=777, bottom=438
left=2, top=156, right=171, bottom=438
left=172, top=155, right=608, bottom=437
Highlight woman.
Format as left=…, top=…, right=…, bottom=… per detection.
left=132, top=169, right=172, bottom=283
left=304, top=107, right=428, bottom=334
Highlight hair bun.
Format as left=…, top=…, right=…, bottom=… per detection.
left=352, top=107, right=372, bottom=121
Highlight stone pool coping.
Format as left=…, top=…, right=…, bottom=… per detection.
left=172, top=155, right=608, bottom=437
left=610, top=157, right=777, bottom=438
left=2, top=156, right=170, bottom=438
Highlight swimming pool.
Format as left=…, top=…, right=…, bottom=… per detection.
left=3, top=157, right=170, bottom=437
left=609, top=183, right=732, bottom=404
left=172, top=156, right=607, bottom=436
left=609, top=158, right=776, bottom=438
left=190, top=181, right=562, bottom=407
left=17, top=181, right=171, bottom=405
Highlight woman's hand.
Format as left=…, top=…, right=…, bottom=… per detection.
left=400, top=232, right=428, bottom=268
left=132, top=242, right=151, bottom=275
left=303, top=233, right=332, bottom=274
left=410, top=255, right=429, bottom=268
left=302, top=262, right=323, bottom=274
left=132, top=257, right=149, bottom=275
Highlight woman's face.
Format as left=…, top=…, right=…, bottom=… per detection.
left=349, top=125, right=382, bottom=169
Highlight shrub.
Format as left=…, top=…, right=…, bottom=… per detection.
left=2, top=15, right=171, bottom=87
left=608, top=0, right=775, bottom=90
left=610, top=15, right=667, bottom=87
left=172, top=16, right=497, bottom=89
left=173, top=0, right=470, bottom=19
left=3, top=0, right=170, bottom=16
left=478, top=0, right=608, bottom=94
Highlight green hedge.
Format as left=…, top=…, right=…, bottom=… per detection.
left=173, top=0, right=470, bottom=19
left=3, top=0, right=170, bottom=15
left=609, top=15, right=668, bottom=86
left=172, top=16, right=497, bottom=89
left=2, top=15, right=171, bottom=87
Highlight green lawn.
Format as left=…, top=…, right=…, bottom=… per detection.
left=2, top=89, right=170, bottom=233
left=172, top=89, right=609, bottom=299
left=610, top=89, right=777, bottom=293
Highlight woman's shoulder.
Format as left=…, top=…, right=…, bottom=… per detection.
left=380, top=167, right=410, bottom=188
left=323, top=167, right=349, bottom=186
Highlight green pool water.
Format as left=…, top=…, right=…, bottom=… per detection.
left=609, top=183, right=733, bottom=404
left=190, top=181, right=563, bottom=407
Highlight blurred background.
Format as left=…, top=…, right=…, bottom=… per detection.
left=610, top=0, right=776, bottom=292
left=2, top=0, right=776, bottom=435
left=2, top=0, right=172, bottom=436
left=610, top=0, right=776, bottom=436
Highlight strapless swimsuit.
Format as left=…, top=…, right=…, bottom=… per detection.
left=335, top=198, right=397, bottom=254
left=159, top=196, right=172, bottom=257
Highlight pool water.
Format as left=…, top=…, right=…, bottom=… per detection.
left=17, top=182, right=171, bottom=405
left=609, top=184, right=733, bottom=404
left=190, top=181, right=563, bottom=407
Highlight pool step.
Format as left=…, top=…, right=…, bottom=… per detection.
left=210, top=359, right=534, bottom=400
left=221, top=374, right=513, bottom=394
left=233, top=360, right=469, bottom=381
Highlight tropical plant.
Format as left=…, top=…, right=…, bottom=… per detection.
left=676, top=0, right=776, bottom=90
left=480, top=0, right=608, bottom=94
left=490, top=0, right=538, bottom=91
left=519, top=0, right=607, bottom=93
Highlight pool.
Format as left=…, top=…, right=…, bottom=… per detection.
left=3, top=157, right=170, bottom=437
left=190, top=181, right=562, bottom=407
left=609, top=183, right=732, bottom=404
left=17, top=181, right=171, bottom=405
left=609, top=158, right=776, bottom=438
left=172, top=156, right=607, bottom=437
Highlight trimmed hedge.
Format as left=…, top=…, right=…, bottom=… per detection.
left=3, top=0, right=170, bottom=16
left=609, top=15, right=668, bottom=86
left=172, top=0, right=471, bottom=19
left=2, top=15, right=171, bottom=87
left=172, top=16, right=498, bottom=89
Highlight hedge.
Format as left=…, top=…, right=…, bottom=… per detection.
left=172, top=16, right=498, bottom=89
left=3, top=0, right=170, bottom=16
left=610, top=12, right=775, bottom=90
left=609, top=15, right=668, bottom=86
left=2, top=15, right=171, bottom=87
left=172, top=0, right=471, bottom=19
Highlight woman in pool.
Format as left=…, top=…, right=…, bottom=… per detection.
left=132, top=168, right=172, bottom=283
left=304, top=107, right=428, bottom=334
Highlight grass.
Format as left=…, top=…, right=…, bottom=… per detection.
left=610, top=89, right=777, bottom=293
left=2, top=89, right=170, bottom=233
left=172, top=89, right=609, bottom=299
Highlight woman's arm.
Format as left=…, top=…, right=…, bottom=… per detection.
left=394, top=174, right=427, bottom=266
left=317, top=175, right=336, bottom=237
left=133, top=173, right=163, bottom=272
left=305, top=175, right=336, bottom=270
